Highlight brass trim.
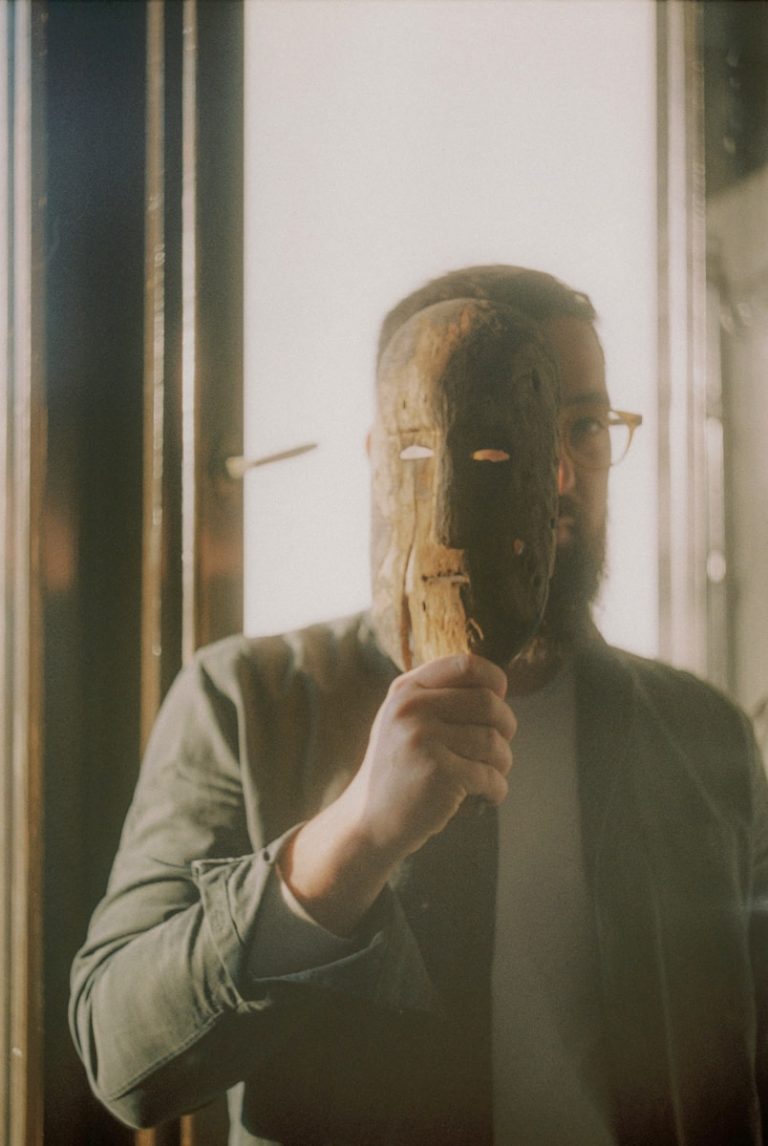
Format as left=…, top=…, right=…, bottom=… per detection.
left=1, top=0, right=46, bottom=1141
left=181, top=0, right=198, bottom=667
left=0, top=4, right=11, bottom=1131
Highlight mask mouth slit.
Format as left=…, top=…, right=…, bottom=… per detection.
left=422, top=572, right=469, bottom=585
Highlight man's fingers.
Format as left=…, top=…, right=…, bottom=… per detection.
left=401, top=653, right=509, bottom=699
left=442, top=723, right=514, bottom=776
left=427, top=688, right=517, bottom=740
left=448, top=753, right=510, bottom=806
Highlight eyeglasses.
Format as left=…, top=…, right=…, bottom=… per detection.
left=559, top=406, right=643, bottom=470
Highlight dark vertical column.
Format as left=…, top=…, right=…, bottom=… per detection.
left=182, top=6, right=245, bottom=1140
left=43, top=2, right=145, bottom=1142
left=194, top=0, right=244, bottom=652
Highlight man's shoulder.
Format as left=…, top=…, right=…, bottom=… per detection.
left=607, top=643, right=735, bottom=707
left=187, top=611, right=397, bottom=700
left=593, top=642, right=755, bottom=757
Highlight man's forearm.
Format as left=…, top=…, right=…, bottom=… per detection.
left=70, top=847, right=418, bottom=1128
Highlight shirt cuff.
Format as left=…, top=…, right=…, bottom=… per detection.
left=247, top=866, right=357, bottom=979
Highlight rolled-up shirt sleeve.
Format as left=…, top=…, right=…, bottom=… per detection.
left=245, top=863, right=358, bottom=978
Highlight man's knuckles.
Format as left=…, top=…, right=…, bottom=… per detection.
left=448, top=653, right=508, bottom=696
left=397, top=652, right=508, bottom=696
left=389, top=679, right=511, bottom=732
left=395, top=719, right=512, bottom=781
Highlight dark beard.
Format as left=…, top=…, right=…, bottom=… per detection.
left=538, top=504, right=606, bottom=648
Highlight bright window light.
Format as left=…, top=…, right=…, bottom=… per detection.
left=244, top=0, right=658, bottom=658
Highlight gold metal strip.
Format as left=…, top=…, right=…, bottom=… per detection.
left=180, top=0, right=198, bottom=668
left=2, top=1, right=46, bottom=1142
left=0, top=3, right=11, bottom=1134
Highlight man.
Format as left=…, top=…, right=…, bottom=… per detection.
left=71, top=266, right=768, bottom=1145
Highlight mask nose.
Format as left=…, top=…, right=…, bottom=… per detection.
left=431, top=451, right=471, bottom=550
left=558, top=451, right=576, bottom=495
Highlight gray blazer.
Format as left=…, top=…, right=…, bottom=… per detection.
left=70, top=613, right=768, bottom=1145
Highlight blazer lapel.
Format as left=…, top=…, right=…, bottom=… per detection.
left=573, top=643, right=760, bottom=1145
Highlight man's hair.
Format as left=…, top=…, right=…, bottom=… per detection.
left=377, top=264, right=597, bottom=367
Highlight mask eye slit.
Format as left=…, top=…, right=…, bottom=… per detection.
left=400, top=444, right=434, bottom=460
left=472, top=448, right=510, bottom=463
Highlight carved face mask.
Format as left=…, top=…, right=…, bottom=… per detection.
left=370, top=298, right=560, bottom=671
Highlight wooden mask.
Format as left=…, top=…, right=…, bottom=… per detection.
left=370, top=298, right=560, bottom=670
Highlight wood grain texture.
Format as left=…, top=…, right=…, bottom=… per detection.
left=371, top=299, right=559, bottom=670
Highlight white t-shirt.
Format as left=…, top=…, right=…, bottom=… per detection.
left=493, top=666, right=616, bottom=1144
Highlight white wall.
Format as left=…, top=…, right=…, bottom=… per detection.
left=243, top=0, right=658, bottom=657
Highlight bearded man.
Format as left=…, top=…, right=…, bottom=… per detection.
left=71, top=267, right=768, bottom=1146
